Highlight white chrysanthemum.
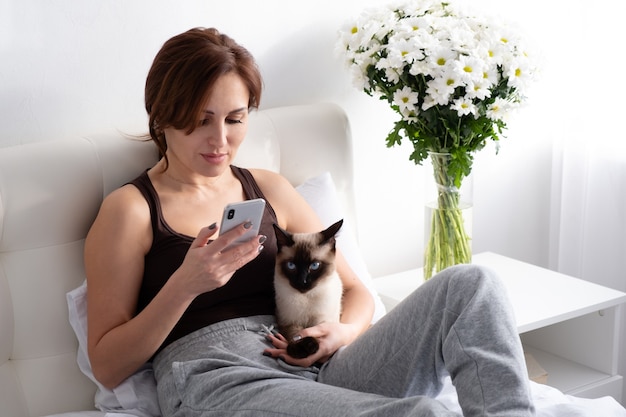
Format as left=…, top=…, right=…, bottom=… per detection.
left=464, top=78, right=492, bottom=101
left=425, top=74, right=457, bottom=107
left=486, top=97, right=512, bottom=121
left=400, top=106, right=419, bottom=123
left=446, top=21, right=478, bottom=55
left=482, top=66, right=499, bottom=86
left=454, top=55, right=487, bottom=86
left=504, top=50, right=534, bottom=91
left=375, top=57, right=402, bottom=84
left=393, top=86, right=420, bottom=112
left=424, top=47, right=457, bottom=78
left=452, top=97, right=478, bottom=117
left=386, top=34, right=425, bottom=67
left=348, top=64, right=370, bottom=92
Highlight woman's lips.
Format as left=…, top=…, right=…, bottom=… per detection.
left=202, top=153, right=227, bottom=164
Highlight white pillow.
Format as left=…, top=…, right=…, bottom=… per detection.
left=66, top=283, right=161, bottom=417
left=295, top=172, right=386, bottom=322
left=66, top=171, right=384, bottom=417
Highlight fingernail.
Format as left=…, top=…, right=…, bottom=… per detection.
left=244, top=221, right=252, bottom=229
left=208, top=222, right=217, bottom=230
left=262, top=351, right=272, bottom=357
left=259, top=235, right=267, bottom=244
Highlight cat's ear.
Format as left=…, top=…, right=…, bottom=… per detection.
left=272, top=223, right=294, bottom=248
left=320, top=219, right=343, bottom=244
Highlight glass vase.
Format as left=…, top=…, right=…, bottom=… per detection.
left=423, top=152, right=473, bottom=279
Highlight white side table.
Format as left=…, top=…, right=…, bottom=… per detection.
left=373, top=252, right=626, bottom=401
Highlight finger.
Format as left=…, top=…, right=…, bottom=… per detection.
left=213, top=221, right=257, bottom=252
left=296, top=325, right=325, bottom=340
left=266, top=332, right=288, bottom=349
left=263, top=347, right=286, bottom=358
left=221, top=235, right=266, bottom=269
left=190, top=222, right=218, bottom=249
left=274, top=332, right=288, bottom=343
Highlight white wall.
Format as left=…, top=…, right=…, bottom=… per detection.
left=0, top=0, right=565, bottom=277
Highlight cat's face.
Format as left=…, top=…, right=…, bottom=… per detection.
left=273, top=220, right=343, bottom=293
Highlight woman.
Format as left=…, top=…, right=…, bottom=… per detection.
left=85, top=27, right=535, bottom=416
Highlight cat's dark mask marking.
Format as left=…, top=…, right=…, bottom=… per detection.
left=273, top=220, right=343, bottom=293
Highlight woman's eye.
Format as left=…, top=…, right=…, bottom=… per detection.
left=198, top=119, right=210, bottom=126
left=309, top=261, right=321, bottom=271
left=226, top=118, right=243, bottom=125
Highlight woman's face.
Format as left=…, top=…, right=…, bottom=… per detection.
left=163, top=72, right=250, bottom=178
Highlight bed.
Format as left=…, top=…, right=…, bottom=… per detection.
left=0, top=103, right=624, bottom=416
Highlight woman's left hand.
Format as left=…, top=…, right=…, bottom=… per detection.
left=263, top=322, right=359, bottom=367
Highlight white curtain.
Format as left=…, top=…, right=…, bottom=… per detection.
left=546, top=1, right=626, bottom=401
left=549, top=127, right=626, bottom=405
left=549, top=142, right=626, bottom=291
left=547, top=0, right=626, bottom=291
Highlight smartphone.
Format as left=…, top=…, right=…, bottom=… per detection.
left=219, top=198, right=266, bottom=249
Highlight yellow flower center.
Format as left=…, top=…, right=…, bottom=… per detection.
left=402, top=50, right=409, bottom=57
left=515, top=68, right=522, bottom=77
left=446, top=78, right=455, bottom=86
left=351, top=26, right=358, bottom=34
left=402, top=97, right=409, bottom=103
left=501, top=37, right=509, bottom=44
left=464, top=66, right=472, bottom=73
left=437, top=58, right=446, bottom=66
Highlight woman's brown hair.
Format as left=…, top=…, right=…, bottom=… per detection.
left=145, top=28, right=263, bottom=166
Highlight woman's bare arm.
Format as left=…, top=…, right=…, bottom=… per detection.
left=85, top=185, right=262, bottom=389
left=253, top=170, right=374, bottom=365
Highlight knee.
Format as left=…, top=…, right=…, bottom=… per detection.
left=441, top=264, right=505, bottom=299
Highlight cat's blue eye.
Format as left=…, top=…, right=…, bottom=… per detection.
left=286, top=261, right=296, bottom=271
left=309, top=261, right=321, bottom=271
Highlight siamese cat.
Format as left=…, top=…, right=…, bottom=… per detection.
left=272, top=220, right=344, bottom=359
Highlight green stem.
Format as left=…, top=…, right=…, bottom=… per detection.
left=424, top=153, right=472, bottom=279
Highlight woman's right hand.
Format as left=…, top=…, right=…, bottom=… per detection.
left=173, top=221, right=265, bottom=298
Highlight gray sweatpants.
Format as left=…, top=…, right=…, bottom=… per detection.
left=152, top=265, right=535, bottom=416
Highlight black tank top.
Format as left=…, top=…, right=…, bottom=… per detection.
left=131, top=166, right=278, bottom=352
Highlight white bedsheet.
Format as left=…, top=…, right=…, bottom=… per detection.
left=436, top=376, right=626, bottom=416
left=46, top=377, right=626, bottom=417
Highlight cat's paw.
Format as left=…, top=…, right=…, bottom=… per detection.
left=286, top=336, right=319, bottom=359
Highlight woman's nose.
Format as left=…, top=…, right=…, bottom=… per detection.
left=208, top=122, right=228, bottom=146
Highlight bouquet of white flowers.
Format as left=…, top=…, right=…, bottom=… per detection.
left=338, top=0, right=536, bottom=278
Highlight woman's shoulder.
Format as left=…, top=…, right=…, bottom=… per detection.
left=246, top=168, right=293, bottom=193
left=104, top=182, right=148, bottom=206
left=97, top=182, right=151, bottom=225
left=246, top=168, right=321, bottom=231
left=246, top=168, right=288, bottom=183
left=86, top=182, right=152, bottom=255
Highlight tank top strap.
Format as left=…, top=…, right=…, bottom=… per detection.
left=127, top=170, right=165, bottom=238
left=231, top=166, right=278, bottom=222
